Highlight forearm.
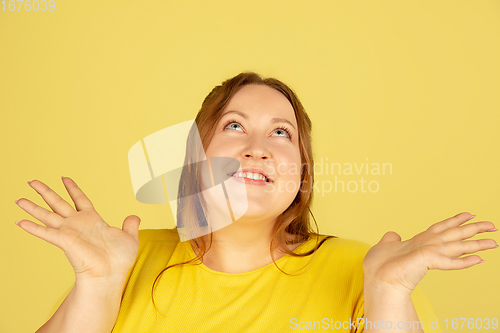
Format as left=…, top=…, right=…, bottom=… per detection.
left=36, top=276, right=127, bottom=333
left=363, top=279, right=424, bottom=333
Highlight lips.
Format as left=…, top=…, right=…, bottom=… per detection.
left=228, top=167, right=273, bottom=183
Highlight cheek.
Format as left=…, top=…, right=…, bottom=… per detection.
left=204, top=140, right=223, bottom=158
left=277, top=150, right=302, bottom=176
left=205, top=137, right=240, bottom=158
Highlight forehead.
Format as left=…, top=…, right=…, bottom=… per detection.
left=222, top=84, right=297, bottom=123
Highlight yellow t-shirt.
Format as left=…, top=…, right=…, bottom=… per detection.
left=111, top=229, right=441, bottom=333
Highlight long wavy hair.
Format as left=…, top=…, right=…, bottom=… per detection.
left=151, top=72, right=335, bottom=309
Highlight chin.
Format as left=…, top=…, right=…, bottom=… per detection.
left=233, top=208, right=275, bottom=223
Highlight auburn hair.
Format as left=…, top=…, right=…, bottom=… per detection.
left=151, top=72, right=335, bottom=310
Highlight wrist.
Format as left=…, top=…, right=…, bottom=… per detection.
left=75, top=274, right=128, bottom=295
left=364, top=276, right=414, bottom=300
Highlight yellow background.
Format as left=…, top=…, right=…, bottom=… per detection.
left=1, top=1, right=499, bottom=332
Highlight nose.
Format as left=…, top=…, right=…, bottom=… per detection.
left=243, top=136, right=270, bottom=160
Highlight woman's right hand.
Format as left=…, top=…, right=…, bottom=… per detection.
left=15, top=177, right=141, bottom=282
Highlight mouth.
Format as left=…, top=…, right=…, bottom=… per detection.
left=228, top=169, right=273, bottom=183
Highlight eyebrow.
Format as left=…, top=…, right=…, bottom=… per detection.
left=221, top=110, right=297, bottom=131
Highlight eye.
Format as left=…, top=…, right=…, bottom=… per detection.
left=222, top=119, right=293, bottom=140
left=223, top=119, right=244, bottom=132
left=272, top=126, right=293, bottom=140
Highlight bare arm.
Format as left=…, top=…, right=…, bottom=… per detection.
left=36, top=276, right=127, bottom=333
left=364, top=281, right=424, bottom=333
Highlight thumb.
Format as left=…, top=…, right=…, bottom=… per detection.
left=378, top=231, right=402, bottom=244
left=122, top=215, right=141, bottom=243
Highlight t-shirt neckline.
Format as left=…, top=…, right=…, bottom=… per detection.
left=183, top=235, right=318, bottom=276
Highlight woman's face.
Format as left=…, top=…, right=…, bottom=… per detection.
left=204, top=84, right=302, bottom=224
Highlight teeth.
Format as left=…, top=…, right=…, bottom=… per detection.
left=232, top=172, right=267, bottom=181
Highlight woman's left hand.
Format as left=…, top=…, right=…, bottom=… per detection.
left=362, top=212, right=498, bottom=295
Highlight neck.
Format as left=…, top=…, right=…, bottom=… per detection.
left=193, top=217, right=295, bottom=273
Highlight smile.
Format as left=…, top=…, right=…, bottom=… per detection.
left=228, top=171, right=274, bottom=186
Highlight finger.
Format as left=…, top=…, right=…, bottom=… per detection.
left=443, top=239, right=498, bottom=257
left=432, top=254, right=483, bottom=270
left=122, top=215, right=141, bottom=244
left=62, top=177, right=95, bottom=211
left=377, top=231, right=401, bottom=244
left=16, top=220, right=61, bottom=248
left=428, top=212, right=474, bottom=234
left=440, top=221, right=496, bottom=242
left=16, top=198, right=64, bottom=228
left=28, top=180, right=75, bottom=217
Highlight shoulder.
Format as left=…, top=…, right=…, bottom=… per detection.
left=121, top=229, right=182, bottom=298
left=138, top=228, right=180, bottom=242
left=137, top=228, right=180, bottom=254
left=321, top=236, right=372, bottom=256
left=304, top=234, right=372, bottom=258
left=298, top=235, right=372, bottom=275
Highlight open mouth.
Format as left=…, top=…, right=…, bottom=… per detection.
left=228, top=171, right=272, bottom=183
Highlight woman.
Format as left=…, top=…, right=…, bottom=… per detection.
left=15, top=72, right=497, bottom=332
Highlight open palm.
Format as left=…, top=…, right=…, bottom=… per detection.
left=15, top=177, right=141, bottom=281
left=362, top=212, right=498, bottom=295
